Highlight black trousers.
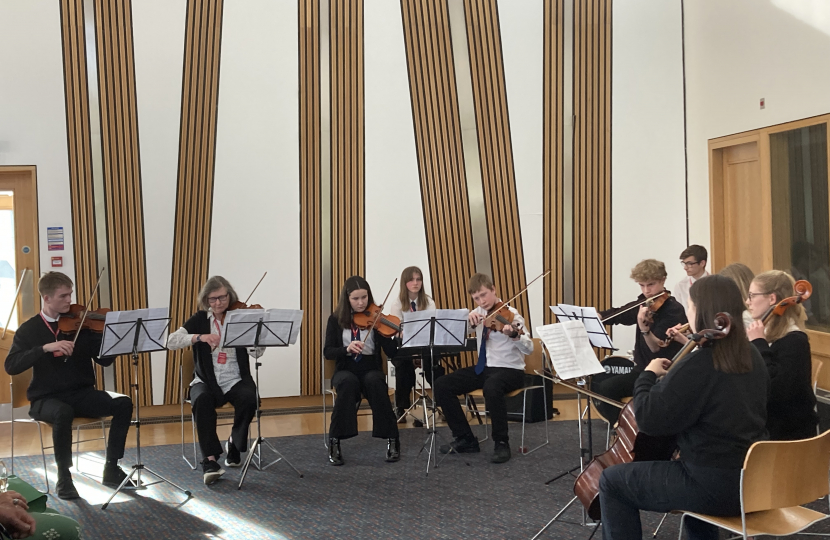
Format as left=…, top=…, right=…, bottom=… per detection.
left=391, top=357, right=444, bottom=408
left=591, top=370, right=640, bottom=424
left=599, top=460, right=741, bottom=540
left=329, top=368, right=399, bottom=440
left=29, top=387, right=133, bottom=471
left=190, top=380, right=257, bottom=459
left=433, top=366, right=524, bottom=444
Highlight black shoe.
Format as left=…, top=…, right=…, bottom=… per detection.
left=386, top=438, right=401, bottom=462
left=328, top=438, right=344, bottom=466
left=395, top=407, right=407, bottom=424
left=225, top=439, right=242, bottom=468
left=439, top=436, right=480, bottom=455
left=491, top=441, right=511, bottom=464
left=202, top=458, right=225, bottom=485
left=413, top=418, right=424, bottom=428
left=102, top=464, right=131, bottom=488
left=56, top=475, right=80, bottom=500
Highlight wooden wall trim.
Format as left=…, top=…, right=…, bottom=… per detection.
left=463, top=0, right=529, bottom=325
left=299, top=0, right=323, bottom=395
left=165, top=0, right=224, bottom=404
left=329, top=0, right=365, bottom=303
left=573, top=0, right=611, bottom=320
left=401, top=0, right=476, bottom=365
left=543, top=0, right=565, bottom=323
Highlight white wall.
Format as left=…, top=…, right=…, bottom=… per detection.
left=133, top=0, right=187, bottom=404
left=684, top=0, right=830, bottom=260
left=611, top=0, right=687, bottom=352
left=499, top=0, right=545, bottom=334
left=0, top=1, right=75, bottom=283
left=211, top=0, right=301, bottom=397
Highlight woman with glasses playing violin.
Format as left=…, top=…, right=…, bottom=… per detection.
left=167, top=276, right=264, bottom=485
left=745, top=270, right=818, bottom=440
left=324, top=276, right=401, bottom=466
left=593, top=259, right=687, bottom=424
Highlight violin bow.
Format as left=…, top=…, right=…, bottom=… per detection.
left=368, top=278, right=398, bottom=331
left=599, top=291, right=667, bottom=324
left=72, top=267, right=106, bottom=346
left=243, top=271, right=268, bottom=304
left=481, top=270, right=551, bottom=326
left=0, top=268, right=30, bottom=340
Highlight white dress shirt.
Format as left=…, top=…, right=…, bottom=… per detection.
left=470, top=304, right=533, bottom=370
left=674, top=271, right=708, bottom=314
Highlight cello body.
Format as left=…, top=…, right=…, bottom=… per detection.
left=573, top=401, right=676, bottom=520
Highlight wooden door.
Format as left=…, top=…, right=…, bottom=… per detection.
left=722, top=143, right=767, bottom=273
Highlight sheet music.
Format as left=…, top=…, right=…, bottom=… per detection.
left=550, top=304, right=615, bottom=349
left=222, top=309, right=303, bottom=347
left=535, top=320, right=604, bottom=380
left=401, top=309, right=469, bottom=348
left=100, top=308, right=169, bottom=356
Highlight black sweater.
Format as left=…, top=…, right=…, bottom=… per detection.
left=5, top=313, right=115, bottom=402
left=633, top=345, right=769, bottom=469
left=751, top=331, right=818, bottom=441
left=182, top=311, right=253, bottom=401
left=324, top=314, right=398, bottom=374
left=600, top=295, right=688, bottom=370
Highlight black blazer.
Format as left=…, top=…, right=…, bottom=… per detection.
left=183, top=310, right=254, bottom=401
left=323, top=314, right=398, bottom=373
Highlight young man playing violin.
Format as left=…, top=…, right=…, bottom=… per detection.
left=434, top=273, right=533, bottom=464
left=4, top=272, right=133, bottom=499
left=593, top=259, right=687, bottom=424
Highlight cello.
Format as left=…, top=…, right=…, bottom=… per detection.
left=572, top=312, right=733, bottom=520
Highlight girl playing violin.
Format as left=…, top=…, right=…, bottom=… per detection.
left=387, top=266, right=439, bottom=424
left=745, top=270, right=818, bottom=440
left=324, top=276, right=401, bottom=465
left=167, top=276, right=263, bottom=485
left=599, top=275, right=769, bottom=540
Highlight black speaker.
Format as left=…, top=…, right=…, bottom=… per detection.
left=505, top=373, right=555, bottom=423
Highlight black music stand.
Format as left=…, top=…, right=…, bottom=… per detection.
left=401, top=309, right=468, bottom=475
left=100, top=309, right=192, bottom=510
left=222, top=308, right=304, bottom=489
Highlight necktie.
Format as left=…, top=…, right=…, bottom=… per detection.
left=350, top=324, right=363, bottom=362
left=475, top=327, right=490, bottom=375
left=410, top=301, right=417, bottom=312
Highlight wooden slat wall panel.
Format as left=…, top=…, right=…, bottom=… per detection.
left=464, top=0, right=529, bottom=326
left=164, top=0, right=224, bottom=404
left=299, top=0, right=323, bottom=395
left=401, top=0, right=476, bottom=366
left=330, top=0, right=365, bottom=303
left=60, top=0, right=105, bottom=390
left=574, top=0, right=611, bottom=320
left=543, top=0, right=565, bottom=323
left=94, top=0, right=151, bottom=405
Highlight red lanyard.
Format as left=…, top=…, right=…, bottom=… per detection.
left=214, top=318, right=222, bottom=344
left=40, top=313, right=59, bottom=341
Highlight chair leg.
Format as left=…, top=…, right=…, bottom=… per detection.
left=191, top=413, right=198, bottom=469
left=36, top=422, right=49, bottom=494
left=10, top=416, right=14, bottom=477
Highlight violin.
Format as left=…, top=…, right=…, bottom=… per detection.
left=760, top=279, right=812, bottom=324
left=600, top=290, right=672, bottom=324
left=573, top=312, right=733, bottom=520
left=485, top=301, right=524, bottom=336
left=659, top=322, right=690, bottom=348
left=57, top=304, right=112, bottom=334
left=352, top=304, right=402, bottom=338
left=226, top=272, right=267, bottom=312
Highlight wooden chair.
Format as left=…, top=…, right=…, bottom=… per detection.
left=321, top=351, right=395, bottom=449
left=9, top=369, right=109, bottom=493
left=812, top=358, right=822, bottom=394
left=465, top=337, right=551, bottom=455
left=677, top=430, right=830, bottom=539
left=179, top=349, right=254, bottom=470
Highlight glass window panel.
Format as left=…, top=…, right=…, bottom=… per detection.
left=0, top=202, right=17, bottom=331
left=770, top=123, right=830, bottom=331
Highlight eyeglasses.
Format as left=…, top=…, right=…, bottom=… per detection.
left=747, top=291, right=771, bottom=301
left=207, top=294, right=229, bottom=304
left=680, top=260, right=700, bottom=268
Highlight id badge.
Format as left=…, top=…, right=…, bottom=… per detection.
left=217, top=351, right=227, bottom=365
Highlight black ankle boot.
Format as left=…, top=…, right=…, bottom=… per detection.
left=328, top=438, right=343, bottom=466
left=56, top=469, right=79, bottom=500
left=386, top=437, right=401, bottom=462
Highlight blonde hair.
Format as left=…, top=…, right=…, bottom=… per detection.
left=467, top=273, right=494, bottom=295
left=752, top=270, right=806, bottom=342
left=398, top=266, right=432, bottom=311
left=719, top=263, right=754, bottom=303
left=630, top=259, right=667, bottom=283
